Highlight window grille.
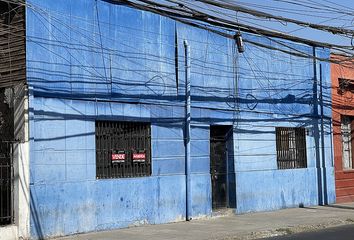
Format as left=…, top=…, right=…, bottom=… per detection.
left=276, top=127, right=307, bottom=169
left=0, top=141, right=13, bottom=226
left=96, top=121, right=151, bottom=179
left=338, top=78, right=354, bottom=94
left=341, top=116, right=354, bottom=170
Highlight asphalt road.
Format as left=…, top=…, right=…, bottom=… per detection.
left=265, top=224, right=354, bottom=240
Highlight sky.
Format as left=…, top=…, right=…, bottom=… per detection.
left=153, top=0, right=354, bottom=48
left=220, top=0, right=354, bottom=47
left=148, top=0, right=354, bottom=51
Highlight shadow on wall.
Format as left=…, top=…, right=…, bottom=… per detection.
left=30, top=191, right=44, bottom=240
left=26, top=44, right=332, bottom=236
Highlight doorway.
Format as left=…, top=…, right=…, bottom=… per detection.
left=210, top=125, right=233, bottom=209
left=0, top=88, right=14, bottom=226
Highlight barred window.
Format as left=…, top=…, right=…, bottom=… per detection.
left=338, top=78, right=354, bottom=94
left=276, top=127, right=307, bottom=169
left=341, top=116, right=354, bottom=170
left=95, top=121, right=151, bottom=179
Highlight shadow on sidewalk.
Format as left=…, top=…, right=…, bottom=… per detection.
left=325, top=204, right=354, bottom=211
left=295, top=204, right=354, bottom=211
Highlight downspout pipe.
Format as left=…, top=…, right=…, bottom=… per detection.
left=184, top=40, right=192, bottom=221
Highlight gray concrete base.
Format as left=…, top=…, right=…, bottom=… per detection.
left=55, top=203, right=354, bottom=240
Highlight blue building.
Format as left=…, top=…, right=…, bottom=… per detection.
left=0, top=0, right=335, bottom=239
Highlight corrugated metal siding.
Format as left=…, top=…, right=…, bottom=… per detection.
left=0, top=1, right=26, bottom=88
left=25, top=0, right=336, bottom=238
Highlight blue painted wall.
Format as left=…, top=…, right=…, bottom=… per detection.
left=26, top=0, right=335, bottom=239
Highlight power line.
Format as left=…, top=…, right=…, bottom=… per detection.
left=195, top=0, right=354, bottom=37
left=116, top=0, right=353, bottom=50
left=2, top=0, right=353, bottom=98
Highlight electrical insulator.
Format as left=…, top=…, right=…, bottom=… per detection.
left=235, top=32, right=245, bottom=53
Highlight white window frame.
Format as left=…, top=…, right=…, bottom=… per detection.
left=341, top=116, right=353, bottom=170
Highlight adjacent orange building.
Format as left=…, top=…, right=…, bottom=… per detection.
left=331, top=54, right=354, bottom=203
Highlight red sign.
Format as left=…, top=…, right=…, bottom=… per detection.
left=112, top=152, right=125, bottom=163
left=133, top=152, right=146, bottom=162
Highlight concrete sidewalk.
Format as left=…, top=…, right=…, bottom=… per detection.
left=57, top=203, right=354, bottom=240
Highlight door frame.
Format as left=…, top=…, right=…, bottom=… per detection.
left=210, top=125, right=233, bottom=210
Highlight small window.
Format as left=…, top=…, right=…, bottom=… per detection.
left=276, top=127, right=307, bottom=169
left=338, top=78, right=354, bottom=95
left=95, top=121, right=151, bottom=179
left=341, top=116, right=354, bottom=170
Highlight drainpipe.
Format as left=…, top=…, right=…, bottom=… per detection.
left=184, top=40, right=192, bottom=221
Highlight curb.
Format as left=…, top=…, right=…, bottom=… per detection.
left=220, top=219, right=354, bottom=240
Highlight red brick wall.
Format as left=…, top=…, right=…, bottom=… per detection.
left=331, top=54, right=354, bottom=203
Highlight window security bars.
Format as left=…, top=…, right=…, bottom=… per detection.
left=96, top=121, right=151, bottom=179
left=338, top=78, right=354, bottom=95
left=341, top=116, right=354, bottom=170
left=276, top=127, right=307, bottom=169
left=0, top=141, right=13, bottom=226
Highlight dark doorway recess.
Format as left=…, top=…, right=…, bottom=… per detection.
left=0, top=88, right=14, bottom=226
left=210, top=125, right=233, bottom=210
